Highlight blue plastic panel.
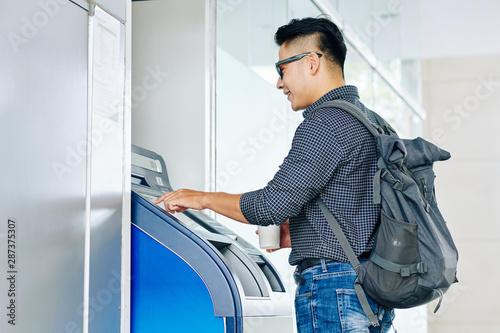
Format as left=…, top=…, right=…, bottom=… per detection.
left=131, top=192, right=242, bottom=317
left=131, top=224, right=224, bottom=332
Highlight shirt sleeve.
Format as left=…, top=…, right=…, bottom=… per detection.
left=240, top=114, right=344, bottom=226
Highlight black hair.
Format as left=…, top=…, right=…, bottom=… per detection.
left=274, top=17, right=347, bottom=72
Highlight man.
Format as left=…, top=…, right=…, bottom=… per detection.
left=156, top=17, right=394, bottom=332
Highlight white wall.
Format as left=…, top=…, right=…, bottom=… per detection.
left=419, top=0, right=500, bottom=59
left=422, top=55, right=500, bottom=333
left=418, top=2, right=500, bottom=331
left=132, top=0, right=207, bottom=191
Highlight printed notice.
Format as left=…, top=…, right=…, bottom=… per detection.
left=92, top=6, right=124, bottom=121
left=6, top=219, right=17, bottom=325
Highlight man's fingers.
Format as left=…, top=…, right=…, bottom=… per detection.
left=154, top=192, right=172, bottom=204
left=155, top=192, right=177, bottom=212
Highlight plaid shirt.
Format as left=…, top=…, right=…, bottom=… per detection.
left=240, top=85, right=380, bottom=265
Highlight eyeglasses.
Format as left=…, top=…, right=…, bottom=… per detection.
left=275, top=52, right=322, bottom=79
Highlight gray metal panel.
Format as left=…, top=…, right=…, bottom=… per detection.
left=0, top=1, right=88, bottom=332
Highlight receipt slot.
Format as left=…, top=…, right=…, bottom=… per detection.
left=131, top=145, right=293, bottom=332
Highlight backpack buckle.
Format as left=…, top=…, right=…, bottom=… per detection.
left=417, top=262, right=428, bottom=274
left=400, top=262, right=427, bottom=277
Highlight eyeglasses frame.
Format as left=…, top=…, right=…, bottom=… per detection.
left=275, top=52, right=323, bottom=79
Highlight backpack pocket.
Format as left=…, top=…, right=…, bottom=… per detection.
left=360, top=211, right=421, bottom=306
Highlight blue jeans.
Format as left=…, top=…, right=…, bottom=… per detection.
left=294, top=260, right=394, bottom=333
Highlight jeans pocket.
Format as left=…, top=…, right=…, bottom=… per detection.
left=295, top=292, right=313, bottom=333
left=337, top=289, right=371, bottom=332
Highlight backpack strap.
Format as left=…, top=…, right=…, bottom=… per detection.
left=316, top=197, right=380, bottom=327
left=308, top=99, right=393, bottom=136
left=310, top=99, right=396, bottom=326
left=370, top=252, right=427, bottom=277
left=309, top=99, right=399, bottom=205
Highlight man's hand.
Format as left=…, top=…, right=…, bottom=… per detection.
left=260, top=220, right=291, bottom=253
left=155, top=189, right=249, bottom=224
left=155, top=189, right=206, bottom=214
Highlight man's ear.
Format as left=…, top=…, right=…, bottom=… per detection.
left=307, top=53, right=321, bottom=76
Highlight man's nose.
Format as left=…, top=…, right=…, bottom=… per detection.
left=276, top=77, right=283, bottom=90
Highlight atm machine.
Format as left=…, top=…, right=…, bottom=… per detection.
left=131, top=145, right=293, bottom=332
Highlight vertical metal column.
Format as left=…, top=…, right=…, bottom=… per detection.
left=0, top=1, right=89, bottom=331
left=0, top=1, right=129, bottom=332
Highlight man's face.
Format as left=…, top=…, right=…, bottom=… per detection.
left=275, top=43, right=313, bottom=111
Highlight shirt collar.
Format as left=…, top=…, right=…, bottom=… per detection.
left=303, top=85, right=360, bottom=119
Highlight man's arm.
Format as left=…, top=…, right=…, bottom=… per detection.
left=154, top=189, right=249, bottom=224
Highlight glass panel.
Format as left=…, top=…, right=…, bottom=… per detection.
left=372, top=72, right=423, bottom=137
left=328, top=0, right=422, bottom=105
left=344, top=46, right=376, bottom=109
left=216, top=0, right=294, bottom=194
left=288, top=0, right=322, bottom=18
left=215, top=0, right=297, bottom=295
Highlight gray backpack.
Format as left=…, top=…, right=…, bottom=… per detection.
left=311, top=100, right=459, bottom=326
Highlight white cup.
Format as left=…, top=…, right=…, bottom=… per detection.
left=258, top=225, right=280, bottom=249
